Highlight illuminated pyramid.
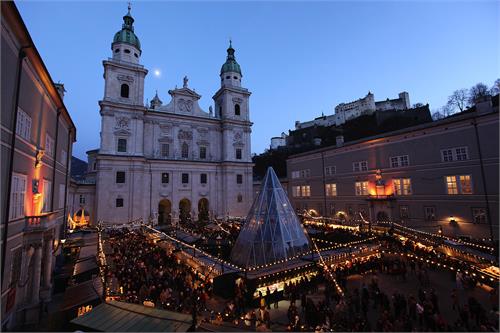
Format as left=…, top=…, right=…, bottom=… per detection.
left=231, top=167, right=311, bottom=268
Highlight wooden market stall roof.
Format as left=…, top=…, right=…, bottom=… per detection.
left=60, top=277, right=103, bottom=311
left=70, top=301, right=192, bottom=332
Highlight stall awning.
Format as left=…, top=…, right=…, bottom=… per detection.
left=78, top=244, right=97, bottom=261
left=60, top=277, right=103, bottom=311
left=70, top=301, right=192, bottom=332
left=73, top=257, right=98, bottom=276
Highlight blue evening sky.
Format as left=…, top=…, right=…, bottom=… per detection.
left=16, top=1, right=499, bottom=160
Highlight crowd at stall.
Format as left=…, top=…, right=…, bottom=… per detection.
left=105, top=229, right=212, bottom=316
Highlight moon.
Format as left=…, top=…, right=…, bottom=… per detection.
left=154, top=69, right=161, bottom=77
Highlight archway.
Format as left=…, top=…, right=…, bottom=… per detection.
left=198, top=198, right=209, bottom=223
left=179, top=198, right=191, bottom=224
left=158, top=199, right=172, bottom=225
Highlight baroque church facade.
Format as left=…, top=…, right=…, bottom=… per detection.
left=85, top=7, right=253, bottom=225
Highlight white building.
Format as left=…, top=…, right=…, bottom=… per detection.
left=295, top=91, right=411, bottom=129
left=81, top=6, right=253, bottom=226
left=270, top=132, right=287, bottom=150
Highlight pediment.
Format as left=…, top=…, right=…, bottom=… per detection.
left=168, top=87, right=201, bottom=99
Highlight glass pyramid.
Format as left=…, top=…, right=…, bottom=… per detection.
left=231, top=167, right=311, bottom=268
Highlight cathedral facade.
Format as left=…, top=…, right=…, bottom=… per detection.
left=93, top=7, right=253, bottom=225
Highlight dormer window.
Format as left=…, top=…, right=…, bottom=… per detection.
left=115, top=49, right=120, bottom=53
left=226, top=76, right=230, bottom=79
left=120, top=84, right=129, bottom=98
left=134, top=53, right=138, bottom=58
left=235, top=104, right=240, bottom=116
left=233, top=76, right=238, bottom=79
left=124, top=49, right=131, bottom=54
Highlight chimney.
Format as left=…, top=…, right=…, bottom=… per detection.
left=54, top=83, right=66, bottom=100
left=336, top=135, right=344, bottom=147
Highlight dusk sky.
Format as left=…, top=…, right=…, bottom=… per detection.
left=17, top=1, right=499, bottom=160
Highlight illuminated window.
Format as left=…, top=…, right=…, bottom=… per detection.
left=446, top=175, right=473, bottom=194
left=301, top=185, right=311, bottom=197
left=445, top=176, right=458, bottom=194
left=472, top=208, right=487, bottom=224
left=355, top=181, right=369, bottom=196
left=325, top=183, right=337, bottom=196
left=292, top=186, right=301, bottom=197
left=42, top=179, right=52, bottom=212
left=181, top=142, right=189, bottom=158
left=9, top=173, right=26, bottom=220
left=393, top=178, right=412, bottom=195
left=459, top=175, right=473, bottom=194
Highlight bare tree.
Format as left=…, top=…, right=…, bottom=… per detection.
left=441, top=103, right=454, bottom=117
left=468, top=82, right=490, bottom=105
left=446, top=89, right=469, bottom=113
left=431, top=110, right=444, bottom=120
left=490, top=78, right=500, bottom=95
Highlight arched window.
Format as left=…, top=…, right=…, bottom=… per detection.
left=181, top=142, right=189, bottom=158
left=234, top=104, right=240, bottom=116
left=120, top=84, right=129, bottom=98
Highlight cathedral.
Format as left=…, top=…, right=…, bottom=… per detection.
left=81, top=6, right=253, bottom=225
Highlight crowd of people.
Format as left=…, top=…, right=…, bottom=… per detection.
left=281, top=252, right=499, bottom=332
left=105, top=229, right=212, bottom=318
left=101, top=228, right=498, bottom=332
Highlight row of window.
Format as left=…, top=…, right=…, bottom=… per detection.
left=291, top=175, right=473, bottom=197
left=116, top=171, right=244, bottom=185
left=291, top=169, right=311, bottom=179
left=294, top=147, right=470, bottom=178
left=9, top=174, right=66, bottom=220
left=16, top=109, right=68, bottom=163
left=118, top=138, right=243, bottom=160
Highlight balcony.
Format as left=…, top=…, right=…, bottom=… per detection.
left=24, top=211, right=62, bottom=233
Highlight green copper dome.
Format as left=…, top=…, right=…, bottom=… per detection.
left=220, top=41, right=242, bottom=75
left=112, top=7, right=141, bottom=51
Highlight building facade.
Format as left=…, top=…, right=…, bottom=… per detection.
left=1, top=2, right=76, bottom=329
left=295, top=91, right=411, bottom=130
left=287, top=97, right=499, bottom=240
left=93, top=7, right=253, bottom=225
